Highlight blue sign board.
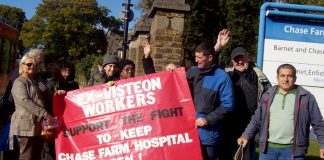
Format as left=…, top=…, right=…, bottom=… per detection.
left=257, top=2, right=324, bottom=115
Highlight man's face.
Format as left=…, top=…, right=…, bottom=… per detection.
left=232, top=55, right=249, bottom=72
left=104, top=64, right=118, bottom=77
left=277, top=68, right=296, bottom=93
left=195, top=52, right=212, bottom=69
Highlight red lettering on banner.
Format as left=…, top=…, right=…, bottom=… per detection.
left=121, top=113, right=143, bottom=125
left=63, top=119, right=109, bottom=137
left=150, top=107, right=184, bottom=120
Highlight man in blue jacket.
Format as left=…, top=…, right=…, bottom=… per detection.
left=187, top=38, right=234, bottom=159
left=238, top=64, right=324, bottom=160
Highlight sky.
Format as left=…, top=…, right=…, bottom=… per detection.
left=0, top=0, right=141, bottom=28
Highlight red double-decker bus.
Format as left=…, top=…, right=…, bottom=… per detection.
left=0, top=21, right=19, bottom=96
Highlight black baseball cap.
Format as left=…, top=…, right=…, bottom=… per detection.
left=231, top=47, right=247, bottom=60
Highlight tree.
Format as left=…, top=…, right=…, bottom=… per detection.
left=0, top=5, right=26, bottom=30
left=136, top=0, right=154, bottom=15
left=20, top=0, right=122, bottom=62
left=75, top=54, right=102, bottom=87
left=182, top=0, right=226, bottom=67
left=0, top=5, right=26, bottom=56
left=138, top=0, right=323, bottom=67
left=221, top=0, right=263, bottom=65
left=182, top=0, right=262, bottom=67
left=19, top=15, right=46, bottom=49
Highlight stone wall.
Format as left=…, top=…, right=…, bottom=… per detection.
left=128, top=0, right=190, bottom=75
left=129, top=34, right=149, bottom=76
left=149, top=11, right=185, bottom=71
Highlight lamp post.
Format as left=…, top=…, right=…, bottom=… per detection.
left=122, top=0, right=133, bottom=60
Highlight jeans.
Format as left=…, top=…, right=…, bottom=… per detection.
left=259, top=146, right=305, bottom=160
left=201, top=144, right=219, bottom=160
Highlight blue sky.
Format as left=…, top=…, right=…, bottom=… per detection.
left=0, top=0, right=141, bottom=28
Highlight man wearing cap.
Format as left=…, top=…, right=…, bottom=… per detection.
left=220, top=47, right=271, bottom=160
left=100, top=54, right=120, bottom=83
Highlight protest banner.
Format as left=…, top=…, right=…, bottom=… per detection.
left=53, top=68, right=202, bottom=160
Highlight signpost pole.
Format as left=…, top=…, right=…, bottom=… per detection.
left=122, top=0, right=133, bottom=60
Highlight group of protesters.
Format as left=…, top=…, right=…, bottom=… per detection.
left=2, top=28, right=324, bottom=160
left=2, top=49, right=138, bottom=160
left=141, top=29, right=324, bottom=160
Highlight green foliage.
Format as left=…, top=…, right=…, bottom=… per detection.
left=0, top=5, right=26, bottom=30
left=222, top=0, right=263, bottom=65
left=20, top=15, right=46, bottom=49
left=182, top=0, right=323, bottom=67
left=136, top=0, right=154, bottom=14
left=75, top=54, right=102, bottom=83
left=306, top=140, right=320, bottom=159
left=20, top=0, right=122, bottom=64
left=182, top=0, right=226, bottom=67
left=0, top=5, right=26, bottom=56
left=182, top=0, right=262, bottom=67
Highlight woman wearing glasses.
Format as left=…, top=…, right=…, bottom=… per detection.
left=9, top=52, right=52, bottom=160
left=119, top=59, right=135, bottom=80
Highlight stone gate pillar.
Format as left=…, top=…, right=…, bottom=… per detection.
left=128, top=17, right=151, bottom=75
left=147, top=0, right=190, bottom=71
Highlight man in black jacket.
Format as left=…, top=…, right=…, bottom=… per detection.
left=220, top=47, right=271, bottom=160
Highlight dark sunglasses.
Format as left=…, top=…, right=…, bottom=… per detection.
left=24, top=63, right=34, bottom=67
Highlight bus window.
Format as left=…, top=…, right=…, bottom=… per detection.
left=0, top=21, right=19, bottom=96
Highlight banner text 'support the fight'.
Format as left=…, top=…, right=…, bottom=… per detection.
left=53, top=68, right=202, bottom=160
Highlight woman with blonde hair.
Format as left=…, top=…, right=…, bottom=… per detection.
left=9, top=51, right=52, bottom=160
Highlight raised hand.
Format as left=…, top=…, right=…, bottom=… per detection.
left=214, top=29, right=230, bottom=52
left=142, top=41, right=151, bottom=58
